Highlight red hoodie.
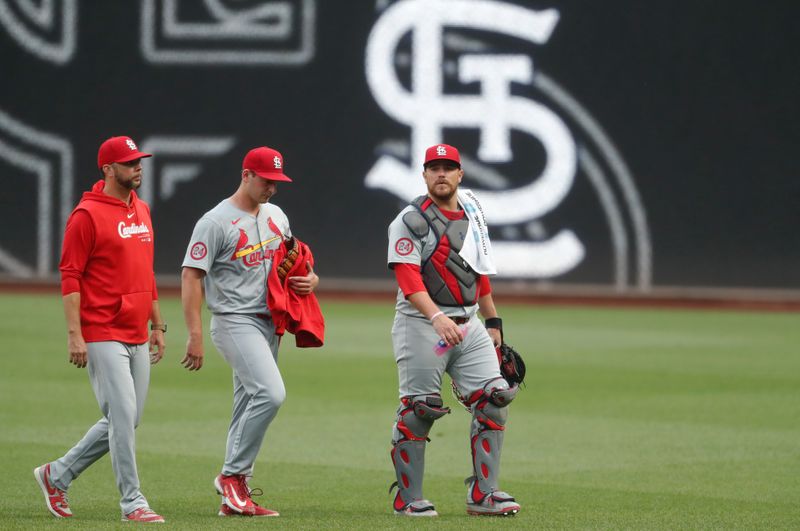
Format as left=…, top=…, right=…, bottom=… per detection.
left=59, top=180, right=158, bottom=343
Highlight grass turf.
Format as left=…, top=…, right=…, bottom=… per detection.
left=0, top=292, right=798, bottom=529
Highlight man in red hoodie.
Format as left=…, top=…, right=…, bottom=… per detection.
left=33, top=136, right=167, bottom=524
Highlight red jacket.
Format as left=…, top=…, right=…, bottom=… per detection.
left=267, top=238, right=325, bottom=347
left=59, top=180, right=158, bottom=343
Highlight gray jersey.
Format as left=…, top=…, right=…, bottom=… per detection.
left=387, top=205, right=476, bottom=320
left=182, top=199, right=291, bottom=315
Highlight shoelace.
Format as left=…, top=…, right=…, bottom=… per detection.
left=52, top=489, right=70, bottom=508
left=234, top=476, right=265, bottom=499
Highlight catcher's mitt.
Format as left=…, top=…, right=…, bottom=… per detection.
left=276, top=237, right=299, bottom=282
left=497, top=343, right=526, bottom=386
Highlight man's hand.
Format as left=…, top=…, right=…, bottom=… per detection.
left=181, top=335, right=204, bottom=371
left=68, top=332, right=88, bottom=368
left=288, top=261, right=319, bottom=295
left=486, top=327, right=502, bottom=348
left=431, top=313, right=465, bottom=346
left=149, top=330, right=165, bottom=364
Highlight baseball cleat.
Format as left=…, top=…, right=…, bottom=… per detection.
left=122, top=507, right=165, bottom=523
left=466, top=477, right=519, bottom=516
left=33, top=463, right=72, bottom=518
left=392, top=493, right=438, bottom=517
left=214, top=474, right=256, bottom=515
left=218, top=503, right=279, bottom=517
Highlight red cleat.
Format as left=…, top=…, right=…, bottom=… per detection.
left=214, top=474, right=256, bottom=515
left=218, top=502, right=279, bottom=517
left=122, top=507, right=165, bottom=523
left=33, top=464, right=72, bottom=518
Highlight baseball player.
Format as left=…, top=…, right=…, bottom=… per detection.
left=386, top=144, right=520, bottom=517
left=34, top=136, right=166, bottom=523
left=180, top=146, right=318, bottom=517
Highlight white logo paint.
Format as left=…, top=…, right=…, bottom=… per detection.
left=364, top=0, right=651, bottom=290
left=140, top=0, right=316, bottom=66
left=0, top=0, right=78, bottom=65
left=137, top=136, right=236, bottom=207
left=0, top=108, right=73, bottom=277
left=118, top=221, right=150, bottom=239
left=436, top=145, right=447, bottom=156
left=273, top=155, right=282, bottom=169
left=126, top=138, right=137, bottom=151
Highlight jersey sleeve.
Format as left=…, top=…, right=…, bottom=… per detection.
left=59, top=209, right=95, bottom=295
left=387, top=213, right=422, bottom=268
left=182, top=217, right=222, bottom=272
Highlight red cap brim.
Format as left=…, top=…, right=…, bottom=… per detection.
left=115, top=152, right=152, bottom=164
left=253, top=171, right=292, bottom=182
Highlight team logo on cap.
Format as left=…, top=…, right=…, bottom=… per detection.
left=273, top=155, right=282, bottom=169
left=126, top=139, right=137, bottom=151
left=364, top=0, right=652, bottom=291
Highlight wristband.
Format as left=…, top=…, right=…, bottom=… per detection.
left=150, top=323, right=167, bottom=333
left=484, top=317, right=502, bottom=330
left=429, top=311, right=444, bottom=323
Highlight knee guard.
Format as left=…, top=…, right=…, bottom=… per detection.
left=465, top=379, right=517, bottom=503
left=390, top=394, right=450, bottom=510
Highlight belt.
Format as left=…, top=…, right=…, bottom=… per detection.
left=451, top=316, right=469, bottom=325
left=255, top=313, right=270, bottom=320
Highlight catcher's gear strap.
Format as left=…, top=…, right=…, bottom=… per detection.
left=410, top=195, right=478, bottom=307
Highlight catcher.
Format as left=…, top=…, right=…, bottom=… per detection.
left=386, top=144, right=523, bottom=517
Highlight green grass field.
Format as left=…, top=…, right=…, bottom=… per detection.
left=0, top=292, right=798, bottom=529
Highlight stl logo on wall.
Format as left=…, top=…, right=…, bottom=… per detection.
left=141, top=0, right=316, bottom=65
left=364, top=0, right=652, bottom=291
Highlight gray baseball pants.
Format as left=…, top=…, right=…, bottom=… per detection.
left=392, top=312, right=502, bottom=398
left=210, top=313, right=285, bottom=477
left=49, top=341, right=151, bottom=515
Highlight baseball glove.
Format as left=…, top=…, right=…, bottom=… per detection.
left=496, top=343, right=526, bottom=386
left=276, top=237, right=299, bottom=282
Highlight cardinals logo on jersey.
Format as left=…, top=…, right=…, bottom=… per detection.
left=230, top=227, right=281, bottom=267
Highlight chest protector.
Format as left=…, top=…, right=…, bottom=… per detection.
left=402, top=196, right=478, bottom=306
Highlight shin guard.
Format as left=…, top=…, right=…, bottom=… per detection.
left=466, top=380, right=517, bottom=503
left=389, top=395, right=450, bottom=511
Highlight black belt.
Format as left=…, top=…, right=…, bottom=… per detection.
left=451, top=316, right=469, bottom=325
left=255, top=313, right=270, bottom=320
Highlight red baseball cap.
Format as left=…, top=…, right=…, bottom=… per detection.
left=97, top=136, right=152, bottom=168
left=424, top=144, right=461, bottom=167
left=243, top=146, right=292, bottom=182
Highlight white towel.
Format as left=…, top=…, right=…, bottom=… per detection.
left=457, top=189, right=497, bottom=275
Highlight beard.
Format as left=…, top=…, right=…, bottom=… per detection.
left=114, top=171, right=141, bottom=190
left=427, top=182, right=456, bottom=201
